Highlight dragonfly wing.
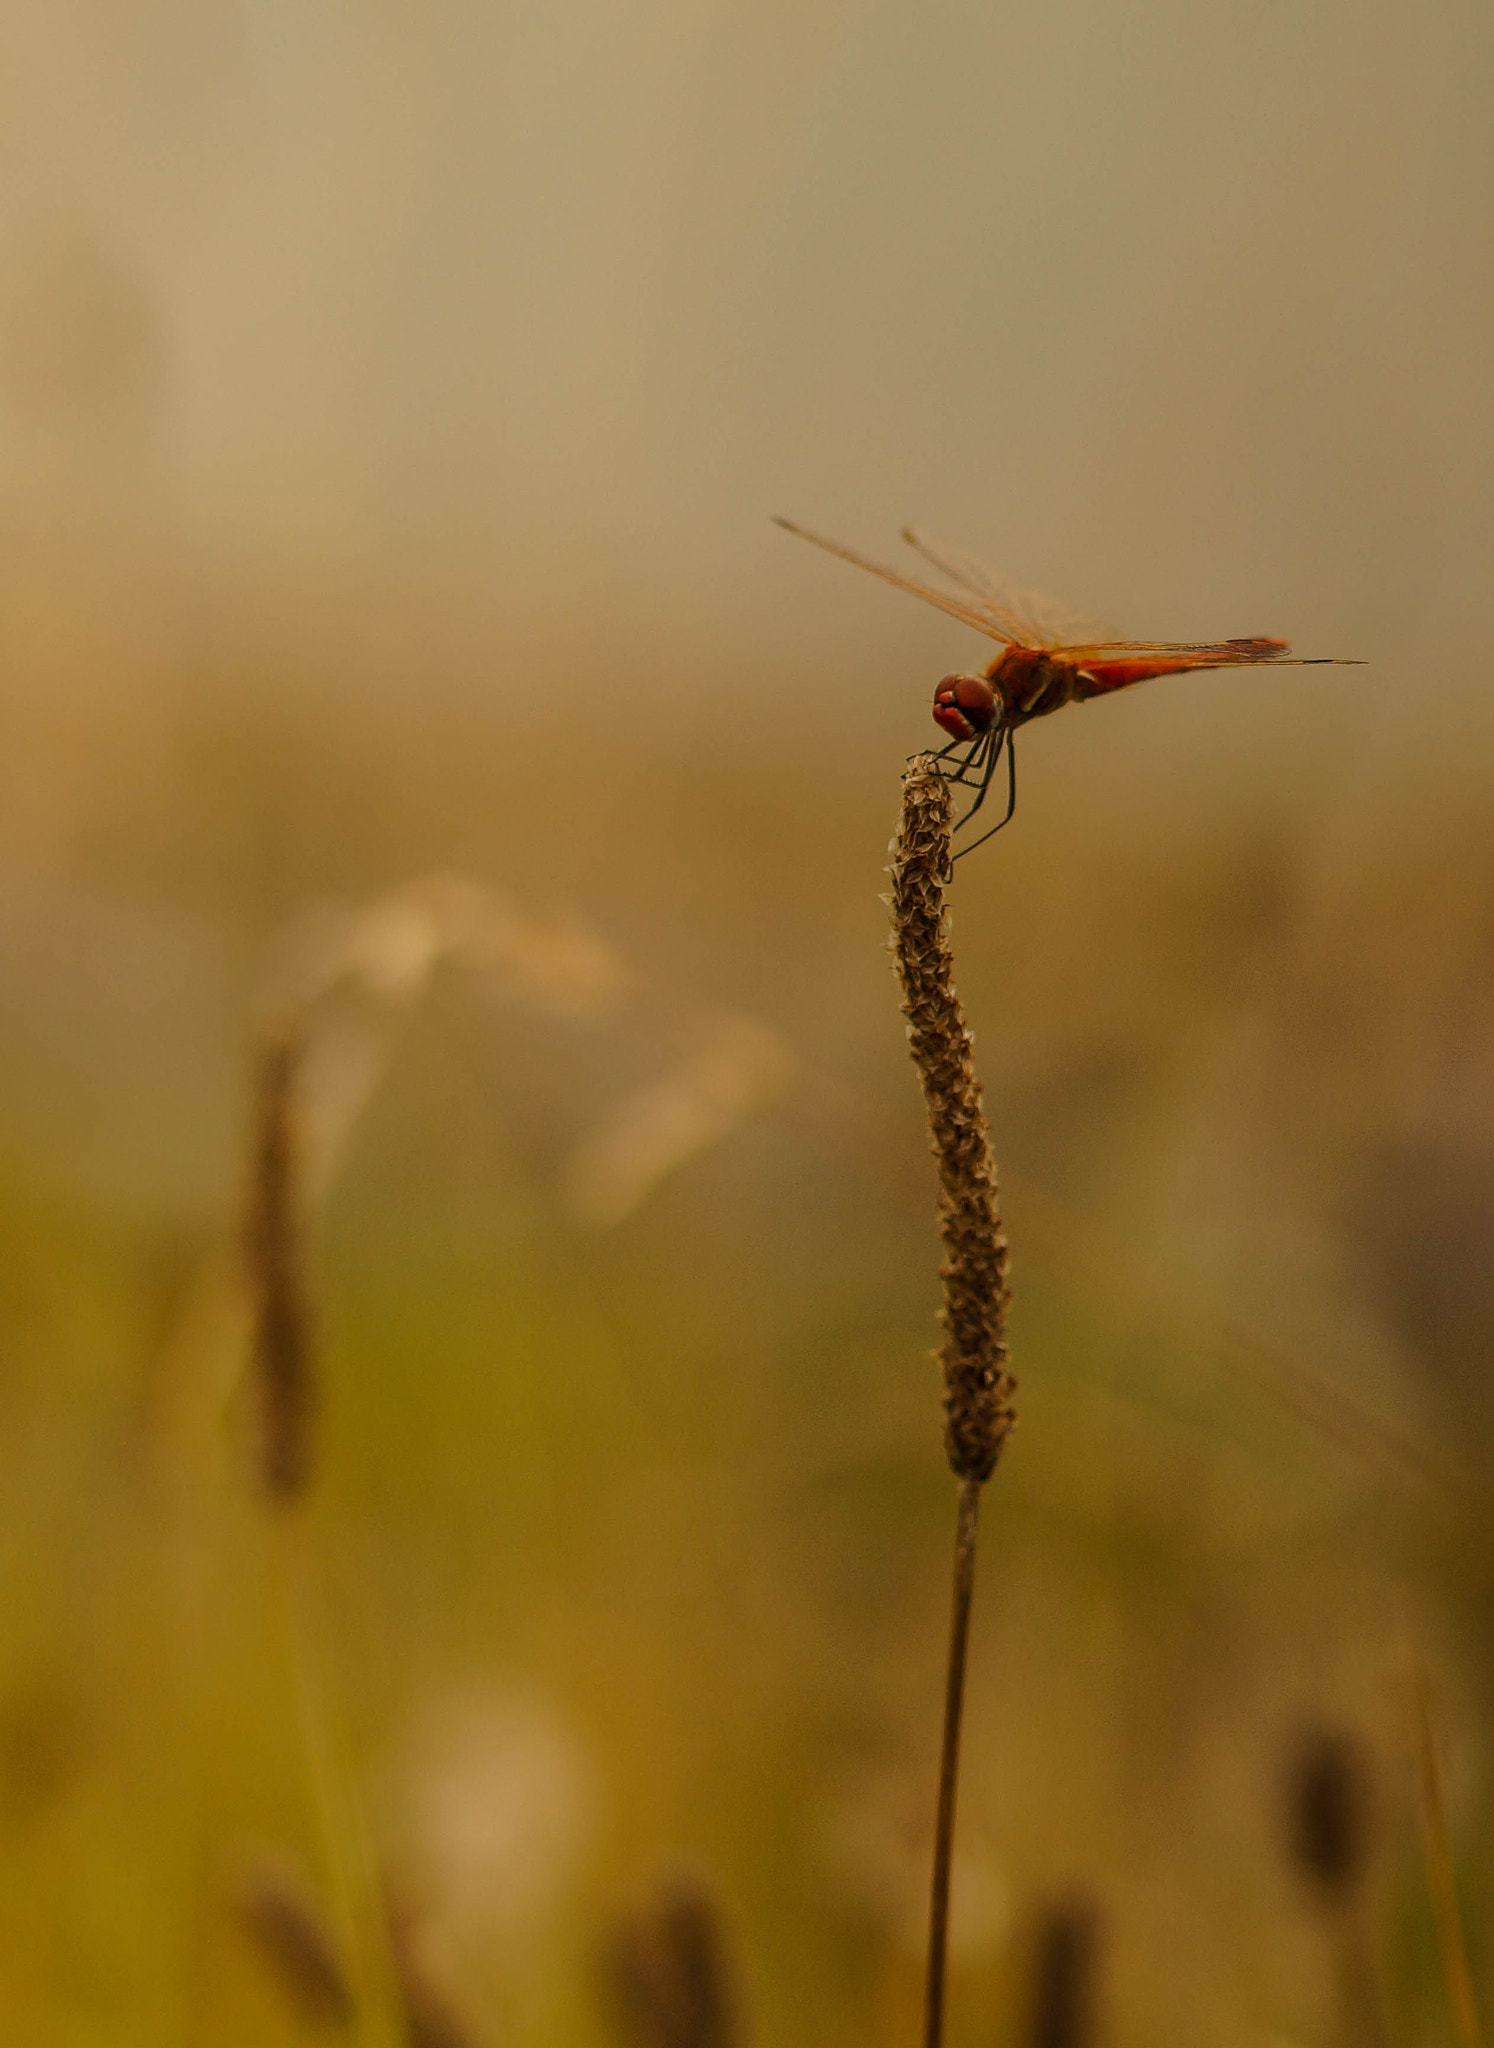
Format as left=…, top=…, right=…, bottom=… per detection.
left=774, top=518, right=1019, bottom=646
left=901, top=528, right=1116, bottom=649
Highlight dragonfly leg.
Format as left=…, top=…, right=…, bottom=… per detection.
left=916, top=731, right=985, bottom=780
left=952, top=728, right=1017, bottom=859
left=928, top=728, right=992, bottom=790
left=955, top=724, right=1004, bottom=820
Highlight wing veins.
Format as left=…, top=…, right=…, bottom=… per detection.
left=774, top=518, right=1018, bottom=646
left=897, top=527, right=1047, bottom=644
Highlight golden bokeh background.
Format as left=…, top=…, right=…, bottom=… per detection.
left=1, top=2, right=1492, bottom=2043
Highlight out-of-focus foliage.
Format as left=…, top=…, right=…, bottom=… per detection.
left=0, top=585, right=1489, bottom=2046
left=0, top=0, right=1491, bottom=2041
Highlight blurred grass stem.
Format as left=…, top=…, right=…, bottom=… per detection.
left=247, top=1024, right=315, bottom=1502
left=1409, top=1643, right=1484, bottom=2048
left=270, top=1490, right=408, bottom=2047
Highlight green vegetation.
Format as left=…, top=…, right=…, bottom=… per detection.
left=0, top=604, right=1484, bottom=2047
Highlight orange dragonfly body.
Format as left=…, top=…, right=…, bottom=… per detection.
left=775, top=518, right=1359, bottom=848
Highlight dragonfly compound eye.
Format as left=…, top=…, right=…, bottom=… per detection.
left=932, top=674, right=998, bottom=741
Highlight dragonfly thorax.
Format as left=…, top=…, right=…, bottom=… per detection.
left=985, top=646, right=1081, bottom=725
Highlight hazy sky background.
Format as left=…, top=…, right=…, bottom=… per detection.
left=0, top=0, right=1491, bottom=760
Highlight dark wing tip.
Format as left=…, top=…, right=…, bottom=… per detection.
left=1231, top=638, right=1366, bottom=667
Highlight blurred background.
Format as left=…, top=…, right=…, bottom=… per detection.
left=1, top=0, right=1492, bottom=2042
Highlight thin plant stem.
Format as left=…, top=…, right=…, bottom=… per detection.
left=274, top=1518, right=408, bottom=2048
left=924, top=1476, right=983, bottom=2048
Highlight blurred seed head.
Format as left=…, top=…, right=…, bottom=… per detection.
left=256, top=873, right=785, bottom=1224
left=244, top=1023, right=315, bottom=1503
left=563, top=1012, right=795, bottom=1227
left=263, top=872, right=633, bottom=1026
left=604, top=1870, right=740, bottom=2048
left=233, top=1849, right=355, bottom=2030
left=1284, top=1724, right=1375, bottom=1905
left=1022, top=1892, right=1103, bottom=2048
left=260, top=874, right=635, bottom=1202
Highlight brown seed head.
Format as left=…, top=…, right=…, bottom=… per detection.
left=235, top=1853, right=355, bottom=2029
left=245, top=1023, right=316, bottom=1503
left=889, top=759, right=1016, bottom=1482
left=604, top=1871, right=739, bottom=2048
left=1024, top=1892, right=1103, bottom=2048
left=1285, top=1724, right=1374, bottom=1905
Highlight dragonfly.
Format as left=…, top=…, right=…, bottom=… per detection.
left=775, top=518, right=1361, bottom=853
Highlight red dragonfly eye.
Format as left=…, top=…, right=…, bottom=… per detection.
left=932, top=674, right=997, bottom=741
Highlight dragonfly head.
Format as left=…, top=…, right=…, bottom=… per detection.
left=932, top=674, right=998, bottom=742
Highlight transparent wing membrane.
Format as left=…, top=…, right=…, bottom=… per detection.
left=900, top=528, right=1113, bottom=649
left=773, top=518, right=1020, bottom=645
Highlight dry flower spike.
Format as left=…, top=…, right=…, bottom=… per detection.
left=889, top=757, right=1016, bottom=1481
